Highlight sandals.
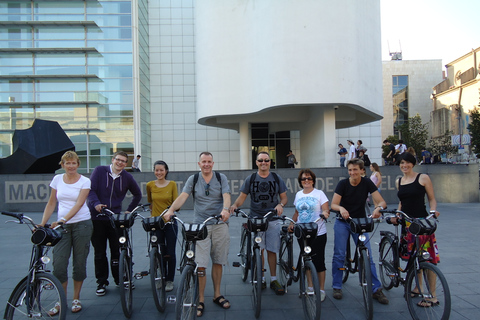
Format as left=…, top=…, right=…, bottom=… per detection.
left=197, top=302, right=205, bottom=317
left=417, top=299, right=440, bottom=307
left=213, top=295, right=231, bottom=309
left=48, top=302, right=61, bottom=316
left=71, top=299, right=82, bottom=313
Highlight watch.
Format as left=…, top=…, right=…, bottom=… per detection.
left=280, top=203, right=285, bottom=207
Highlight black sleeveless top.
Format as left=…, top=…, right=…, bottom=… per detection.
left=397, top=173, right=428, bottom=218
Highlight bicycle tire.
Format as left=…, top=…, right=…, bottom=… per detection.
left=150, top=247, right=166, bottom=313
left=252, top=247, right=262, bottom=318
left=405, top=262, right=451, bottom=320
left=300, top=260, right=321, bottom=320
left=278, top=233, right=293, bottom=290
left=175, top=264, right=198, bottom=320
left=119, top=249, right=133, bottom=318
left=359, top=249, right=373, bottom=320
left=379, top=237, right=396, bottom=290
left=239, top=227, right=250, bottom=282
left=342, top=239, right=350, bottom=283
left=5, top=273, right=67, bottom=320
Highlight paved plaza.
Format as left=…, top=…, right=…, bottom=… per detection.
left=1, top=202, right=479, bottom=319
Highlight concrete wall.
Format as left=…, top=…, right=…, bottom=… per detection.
left=1, top=164, right=477, bottom=213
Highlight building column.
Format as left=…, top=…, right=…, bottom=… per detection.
left=239, top=121, right=251, bottom=169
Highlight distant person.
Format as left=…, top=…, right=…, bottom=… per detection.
left=421, top=148, right=432, bottom=164
left=40, top=151, right=92, bottom=314
left=132, top=154, right=141, bottom=172
left=369, top=163, right=382, bottom=207
left=356, top=140, right=367, bottom=158
left=383, top=139, right=395, bottom=165
left=347, top=140, right=356, bottom=160
left=88, top=151, right=142, bottom=296
left=286, top=150, right=297, bottom=168
left=338, top=144, right=348, bottom=167
left=395, top=140, right=407, bottom=154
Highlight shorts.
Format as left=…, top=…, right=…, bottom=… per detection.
left=195, top=223, right=230, bottom=268
left=258, top=219, right=282, bottom=253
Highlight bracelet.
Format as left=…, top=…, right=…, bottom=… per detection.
left=223, top=207, right=229, bottom=211
left=375, top=206, right=384, bottom=210
left=60, top=217, right=67, bottom=222
left=279, top=203, right=285, bottom=207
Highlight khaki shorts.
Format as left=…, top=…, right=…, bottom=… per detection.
left=258, top=219, right=281, bottom=253
left=195, top=223, right=230, bottom=268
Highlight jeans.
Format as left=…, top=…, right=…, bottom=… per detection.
left=340, top=157, right=346, bottom=167
left=91, top=219, right=120, bottom=286
left=332, top=219, right=381, bottom=292
left=155, top=222, right=178, bottom=282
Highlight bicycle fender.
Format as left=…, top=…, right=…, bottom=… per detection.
left=4, top=276, right=28, bottom=318
left=379, top=230, right=396, bottom=242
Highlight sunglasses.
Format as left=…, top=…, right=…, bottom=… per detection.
left=205, top=184, right=210, bottom=196
left=257, top=159, right=270, bottom=163
left=301, top=177, right=314, bottom=181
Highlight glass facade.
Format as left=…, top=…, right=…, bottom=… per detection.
left=0, top=0, right=150, bottom=173
left=392, top=75, right=408, bottom=136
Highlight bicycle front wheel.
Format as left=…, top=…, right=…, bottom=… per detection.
left=119, top=249, right=133, bottom=318
left=175, top=264, right=198, bottom=320
left=239, top=227, right=250, bottom=282
left=300, top=260, right=321, bottom=320
left=5, top=272, right=67, bottom=320
left=379, top=237, right=397, bottom=290
left=278, top=233, right=293, bottom=291
left=251, top=247, right=262, bottom=318
left=150, top=247, right=166, bottom=313
left=405, top=262, right=451, bottom=320
left=359, top=249, right=373, bottom=320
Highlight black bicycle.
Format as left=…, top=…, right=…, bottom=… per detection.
left=277, top=215, right=324, bottom=320
left=335, top=211, right=375, bottom=320
left=170, top=214, right=222, bottom=320
left=232, top=209, right=277, bottom=318
left=378, top=209, right=451, bottom=320
left=2, top=211, right=67, bottom=320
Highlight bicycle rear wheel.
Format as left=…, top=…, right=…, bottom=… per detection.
left=342, top=240, right=351, bottom=283
left=278, top=233, right=293, bottom=291
left=239, top=227, right=250, bottom=282
left=175, top=264, right=198, bottom=320
left=251, top=247, right=262, bottom=318
left=405, top=262, right=451, bottom=320
left=300, top=260, right=321, bottom=320
left=379, top=238, right=397, bottom=290
left=119, top=249, right=133, bottom=318
left=5, top=273, right=67, bottom=320
left=359, top=249, right=373, bottom=320
left=150, top=247, right=166, bottom=313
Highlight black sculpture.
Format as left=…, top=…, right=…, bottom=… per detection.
left=0, top=119, right=75, bottom=174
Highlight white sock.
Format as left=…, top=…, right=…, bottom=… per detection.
left=271, top=276, right=277, bottom=281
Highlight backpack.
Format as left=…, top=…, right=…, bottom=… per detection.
left=192, top=171, right=222, bottom=199
left=249, top=172, right=280, bottom=200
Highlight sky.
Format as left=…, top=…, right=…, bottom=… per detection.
left=380, top=0, right=480, bottom=67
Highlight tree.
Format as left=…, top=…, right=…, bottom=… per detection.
left=397, top=114, right=429, bottom=155
left=428, top=130, right=458, bottom=161
left=467, top=107, right=480, bottom=158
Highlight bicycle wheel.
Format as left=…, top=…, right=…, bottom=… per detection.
left=300, top=260, right=321, bottom=320
left=379, top=238, right=396, bottom=290
left=175, top=264, right=198, bottom=320
left=405, top=262, right=451, bottom=320
left=5, top=272, right=67, bottom=320
left=150, top=247, right=166, bottom=313
left=359, top=249, right=373, bottom=320
left=251, top=247, right=262, bottom=318
left=342, top=240, right=351, bottom=283
left=119, top=249, right=133, bottom=318
left=239, top=227, right=250, bottom=282
left=278, top=233, right=293, bottom=290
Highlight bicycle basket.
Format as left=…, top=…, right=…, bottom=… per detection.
left=31, top=227, right=62, bottom=246
left=247, top=217, right=269, bottom=232
left=114, top=213, right=135, bottom=229
left=294, top=222, right=318, bottom=240
left=349, top=217, right=374, bottom=233
left=182, top=223, right=208, bottom=241
left=408, top=218, right=437, bottom=235
left=142, top=216, right=163, bottom=232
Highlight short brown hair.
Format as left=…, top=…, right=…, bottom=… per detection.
left=113, top=151, right=128, bottom=160
left=199, top=151, right=213, bottom=160
left=297, top=169, right=316, bottom=188
left=347, top=158, right=364, bottom=170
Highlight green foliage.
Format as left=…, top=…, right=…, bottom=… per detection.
left=428, top=130, right=458, bottom=159
left=397, top=114, right=429, bottom=155
left=467, top=107, right=480, bottom=158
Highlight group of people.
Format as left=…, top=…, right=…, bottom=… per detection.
left=338, top=139, right=370, bottom=167
left=38, top=147, right=440, bottom=317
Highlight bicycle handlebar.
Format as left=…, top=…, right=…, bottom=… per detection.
left=379, top=209, right=438, bottom=222
left=172, top=214, right=223, bottom=227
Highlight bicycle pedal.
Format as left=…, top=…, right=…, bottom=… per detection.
left=232, top=262, right=241, bottom=267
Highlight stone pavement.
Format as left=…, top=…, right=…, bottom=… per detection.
left=0, top=203, right=479, bottom=319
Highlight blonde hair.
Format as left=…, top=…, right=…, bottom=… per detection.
left=59, top=150, right=80, bottom=166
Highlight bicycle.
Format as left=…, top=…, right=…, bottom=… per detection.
left=334, top=211, right=375, bottom=320
left=101, top=203, right=150, bottom=318
left=169, top=214, right=222, bottom=320
left=232, top=209, right=277, bottom=318
left=378, top=209, right=451, bottom=320
left=1, top=211, right=67, bottom=320
left=277, top=215, right=324, bottom=320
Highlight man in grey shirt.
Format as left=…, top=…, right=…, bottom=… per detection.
left=230, top=151, right=288, bottom=295
left=164, top=152, right=231, bottom=316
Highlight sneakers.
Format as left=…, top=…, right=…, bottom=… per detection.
left=165, top=281, right=174, bottom=292
left=333, top=288, right=343, bottom=300
left=96, top=284, right=107, bottom=296
left=320, top=290, right=326, bottom=302
left=372, top=288, right=389, bottom=304
left=270, top=280, right=285, bottom=295
left=261, top=280, right=267, bottom=290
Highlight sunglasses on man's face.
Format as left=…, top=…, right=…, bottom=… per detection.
left=257, top=159, right=270, bottom=163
